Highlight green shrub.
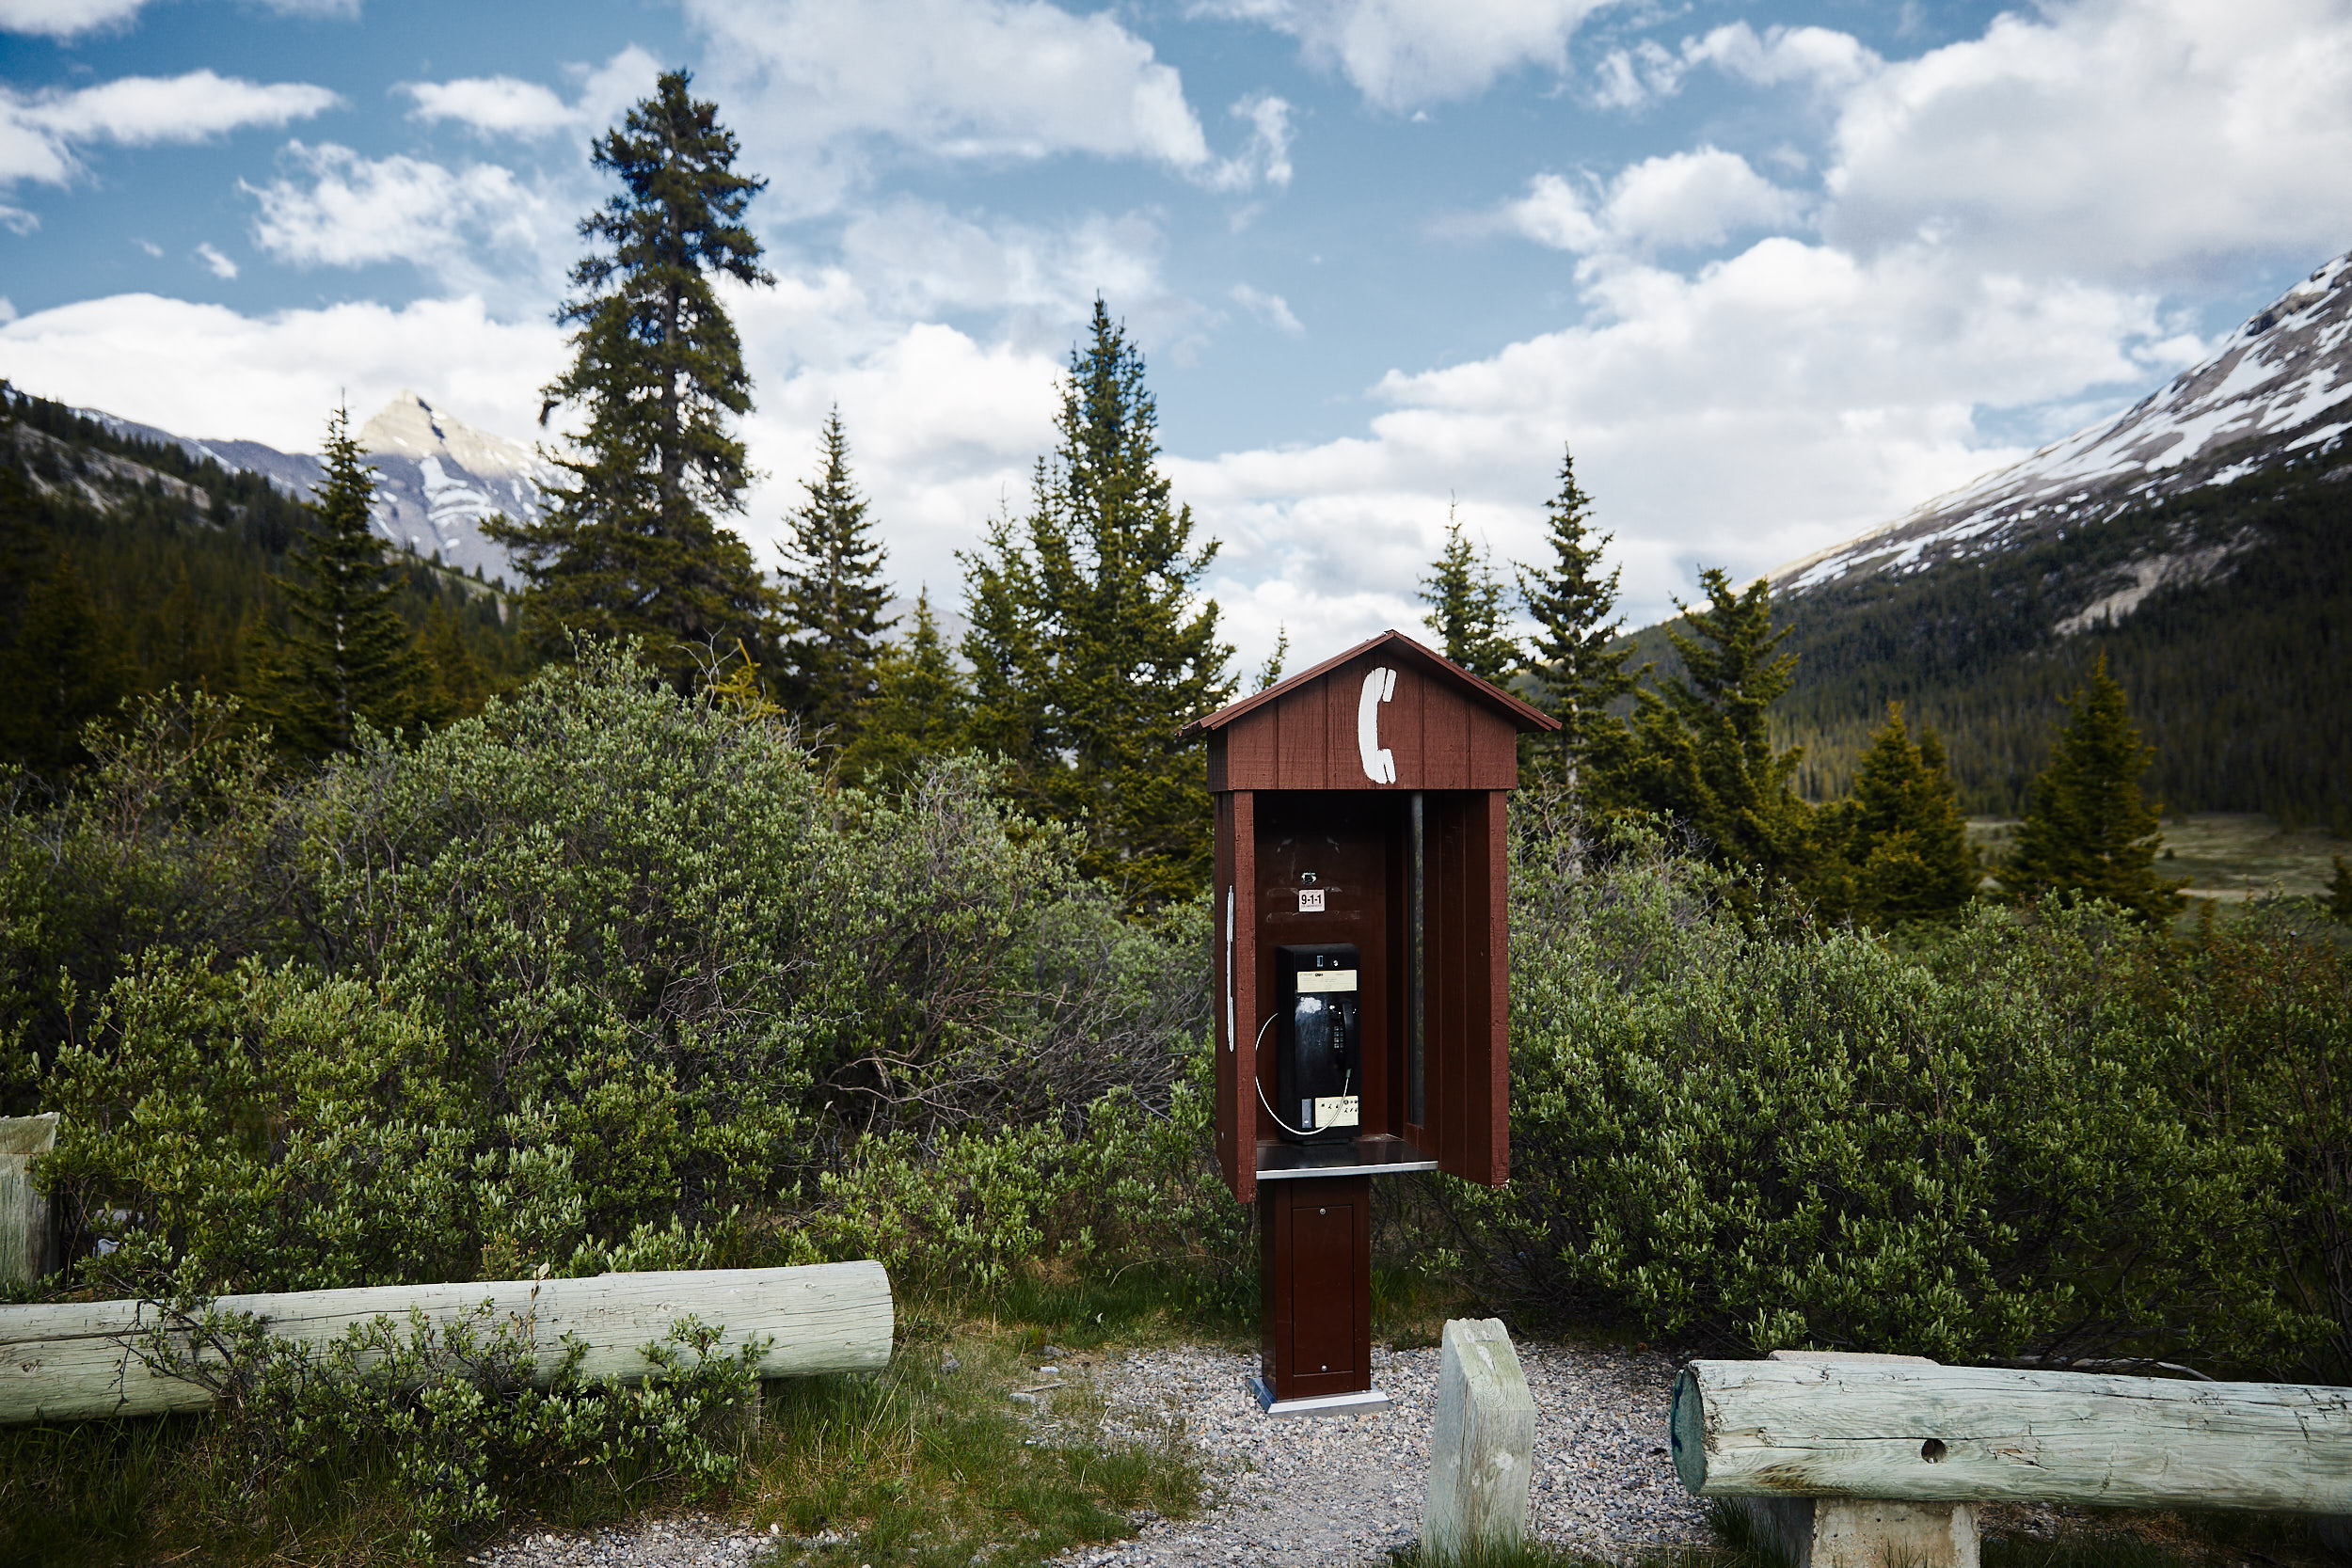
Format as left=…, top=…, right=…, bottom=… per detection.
left=1467, top=819, right=2322, bottom=1372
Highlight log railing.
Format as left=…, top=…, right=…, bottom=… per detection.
left=0, top=1261, right=894, bottom=1426
left=1671, top=1352, right=2352, bottom=1568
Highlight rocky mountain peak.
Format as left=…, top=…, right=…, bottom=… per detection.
left=1772, top=247, right=2352, bottom=595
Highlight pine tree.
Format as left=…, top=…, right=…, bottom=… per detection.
left=2324, top=856, right=2352, bottom=925
left=1833, top=703, right=1979, bottom=927
left=260, top=406, right=425, bottom=757
left=959, top=301, right=1234, bottom=906
left=0, top=551, right=129, bottom=773
left=840, top=589, right=971, bottom=785
left=777, top=407, right=895, bottom=742
left=1418, top=502, right=1518, bottom=683
left=1623, top=567, right=1814, bottom=883
left=486, top=69, right=779, bottom=689
left=2001, top=653, right=2186, bottom=922
left=1517, top=445, right=1635, bottom=806
left=1255, top=625, right=1289, bottom=691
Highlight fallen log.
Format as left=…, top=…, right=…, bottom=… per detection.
left=0, top=1261, right=893, bottom=1426
left=1671, top=1356, right=2352, bottom=1514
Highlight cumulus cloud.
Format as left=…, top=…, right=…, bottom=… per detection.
left=1590, top=21, right=1880, bottom=110
left=0, top=292, right=566, bottom=453
left=1502, top=149, right=1806, bottom=256
left=0, top=71, right=340, bottom=191
left=402, top=76, right=577, bottom=137
left=1176, top=238, right=2205, bottom=646
left=0, top=0, right=146, bottom=39
left=1204, top=0, right=1623, bottom=110
left=686, top=0, right=1224, bottom=214
left=195, top=243, right=237, bottom=279
left=397, top=47, right=662, bottom=142
left=1821, top=0, right=2352, bottom=284
left=837, top=199, right=1170, bottom=329
left=245, top=143, right=558, bottom=291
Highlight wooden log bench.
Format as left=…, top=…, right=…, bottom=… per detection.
left=0, top=1261, right=894, bottom=1426
left=1671, top=1351, right=2352, bottom=1568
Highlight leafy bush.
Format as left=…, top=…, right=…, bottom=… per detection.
left=1465, top=818, right=2330, bottom=1374
left=12, top=648, right=1217, bottom=1299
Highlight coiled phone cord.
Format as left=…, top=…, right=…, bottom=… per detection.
left=1248, top=1010, right=1355, bottom=1140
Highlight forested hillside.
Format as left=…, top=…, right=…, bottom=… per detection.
left=1621, top=457, right=2352, bottom=831
left=0, top=385, right=531, bottom=766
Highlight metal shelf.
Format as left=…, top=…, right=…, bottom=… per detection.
left=1254, top=1134, right=1438, bottom=1181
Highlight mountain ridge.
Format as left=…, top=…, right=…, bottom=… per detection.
left=1771, top=249, right=2352, bottom=601
left=66, top=391, right=555, bottom=585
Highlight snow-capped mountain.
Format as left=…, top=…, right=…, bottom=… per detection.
left=69, top=390, right=556, bottom=584
left=1772, top=250, right=2352, bottom=596
left=354, top=392, right=559, bottom=581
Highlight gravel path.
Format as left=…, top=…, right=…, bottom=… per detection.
left=1058, top=1338, right=1708, bottom=1567
left=472, top=1338, right=1707, bottom=1568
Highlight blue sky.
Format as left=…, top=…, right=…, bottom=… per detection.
left=3, top=0, right=2347, bottom=667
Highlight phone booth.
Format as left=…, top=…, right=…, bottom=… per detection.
left=1180, top=629, right=1557, bottom=1416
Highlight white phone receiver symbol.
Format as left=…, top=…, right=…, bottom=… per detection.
left=1357, top=666, right=1397, bottom=784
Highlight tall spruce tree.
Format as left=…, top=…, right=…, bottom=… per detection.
left=960, top=301, right=1234, bottom=906
left=840, top=589, right=971, bottom=785
left=1624, top=567, right=1815, bottom=884
left=1419, top=502, right=1518, bottom=683
left=776, top=408, right=895, bottom=741
left=259, top=406, right=424, bottom=757
left=2001, top=653, right=2185, bottom=921
left=1517, top=445, right=1634, bottom=805
left=487, top=70, right=778, bottom=689
left=1830, top=703, right=1979, bottom=927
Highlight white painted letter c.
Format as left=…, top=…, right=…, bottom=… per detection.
left=1358, top=666, right=1397, bottom=784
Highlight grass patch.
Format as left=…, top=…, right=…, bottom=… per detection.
left=0, top=1291, right=1209, bottom=1568
left=746, top=1304, right=1202, bottom=1568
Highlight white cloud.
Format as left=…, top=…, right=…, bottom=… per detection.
left=396, top=48, right=662, bottom=142
left=1503, top=149, right=1805, bottom=256
left=1204, top=0, right=1622, bottom=110
left=1201, top=93, right=1295, bottom=192
left=402, top=76, right=577, bottom=137
left=1686, top=23, right=1879, bottom=93
left=686, top=0, right=1220, bottom=215
left=837, top=199, right=1171, bottom=332
left=0, top=72, right=339, bottom=196
left=0, top=0, right=146, bottom=38
left=1173, top=238, right=2204, bottom=651
left=195, top=242, right=237, bottom=279
left=1590, top=22, right=1879, bottom=110
left=1820, top=0, right=2352, bottom=284
left=1229, top=283, right=1304, bottom=335
left=246, top=143, right=557, bottom=290
left=0, top=292, right=566, bottom=453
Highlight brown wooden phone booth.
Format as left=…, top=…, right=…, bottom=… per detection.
left=1180, top=629, right=1556, bottom=1415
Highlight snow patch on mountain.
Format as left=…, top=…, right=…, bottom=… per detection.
left=68, top=390, right=556, bottom=584
left=1772, top=249, right=2352, bottom=597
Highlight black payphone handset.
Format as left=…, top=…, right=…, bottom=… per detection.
left=1262, top=943, right=1361, bottom=1144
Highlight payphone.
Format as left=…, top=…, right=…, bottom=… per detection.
left=1182, top=628, right=1558, bottom=1418
left=1271, top=944, right=1360, bottom=1143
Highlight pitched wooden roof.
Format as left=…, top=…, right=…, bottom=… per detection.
left=1180, top=628, right=1558, bottom=738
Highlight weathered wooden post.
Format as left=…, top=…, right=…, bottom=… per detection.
left=0, top=1113, right=58, bottom=1287
left=1181, top=630, right=1556, bottom=1418
left=1422, top=1317, right=1537, bottom=1558
left=1672, top=1351, right=2352, bottom=1568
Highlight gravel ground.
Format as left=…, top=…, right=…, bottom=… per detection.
left=1054, top=1338, right=1708, bottom=1567
left=472, top=1338, right=1708, bottom=1568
